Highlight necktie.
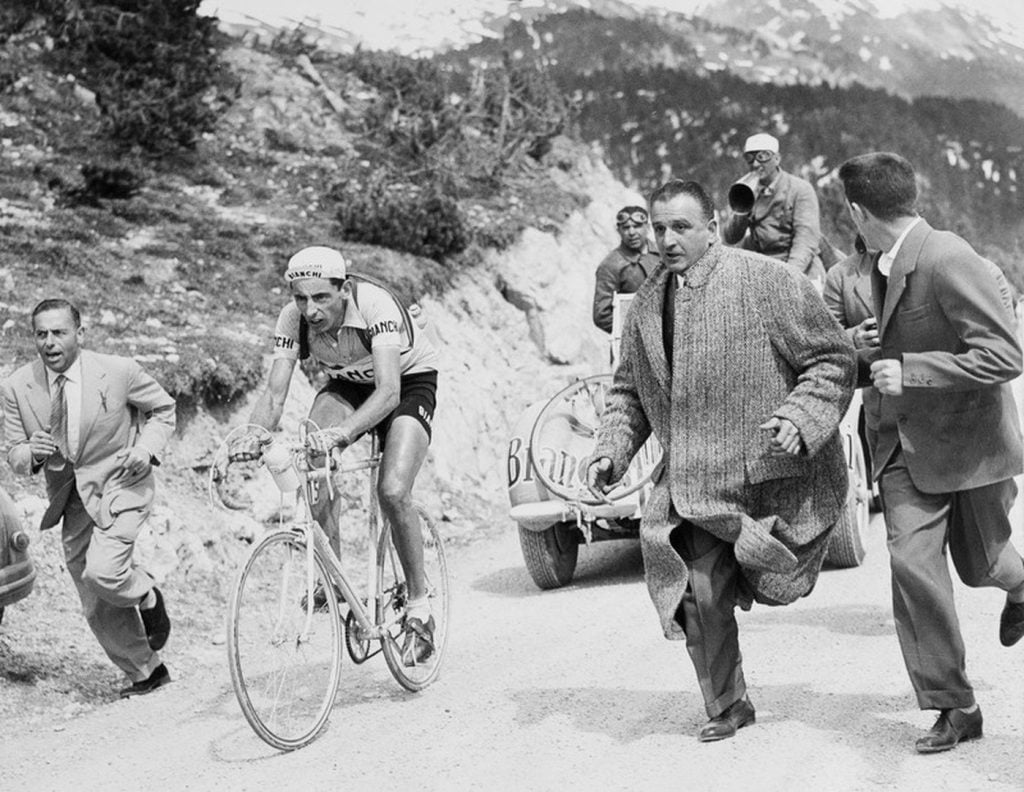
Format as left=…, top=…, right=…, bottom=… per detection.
left=662, top=275, right=677, bottom=373
left=50, top=374, right=70, bottom=463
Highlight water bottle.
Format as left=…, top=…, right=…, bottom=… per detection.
left=263, top=441, right=300, bottom=493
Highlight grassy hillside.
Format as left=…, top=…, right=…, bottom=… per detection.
left=0, top=2, right=586, bottom=412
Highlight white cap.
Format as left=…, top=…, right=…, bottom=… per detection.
left=743, top=133, right=780, bottom=154
left=284, top=246, right=347, bottom=282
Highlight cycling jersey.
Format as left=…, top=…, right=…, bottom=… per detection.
left=272, top=280, right=439, bottom=383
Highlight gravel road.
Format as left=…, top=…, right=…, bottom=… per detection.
left=2, top=508, right=1022, bottom=792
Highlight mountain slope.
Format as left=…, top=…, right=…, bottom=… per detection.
left=217, top=0, right=1024, bottom=115
left=690, top=0, right=1024, bottom=115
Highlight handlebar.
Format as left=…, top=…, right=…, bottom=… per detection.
left=208, top=421, right=380, bottom=512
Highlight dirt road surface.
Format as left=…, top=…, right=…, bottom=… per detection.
left=2, top=508, right=1022, bottom=792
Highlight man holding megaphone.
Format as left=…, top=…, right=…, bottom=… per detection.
left=721, top=133, right=825, bottom=289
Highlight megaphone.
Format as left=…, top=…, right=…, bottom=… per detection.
left=728, top=178, right=757, bottom=215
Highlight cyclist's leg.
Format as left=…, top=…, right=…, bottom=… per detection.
left=377, top=416, right=430, bottom=600
left=307, top=387, right=356, bottom=557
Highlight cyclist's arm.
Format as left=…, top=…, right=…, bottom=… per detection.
left=249, top=357, right=297, bottom=431
left=333, top=346, right=402, bottom=446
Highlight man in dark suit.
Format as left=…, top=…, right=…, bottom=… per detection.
left=1, top=299, right=176, bottom=697
left=838, top=152, right=1024, bottom=754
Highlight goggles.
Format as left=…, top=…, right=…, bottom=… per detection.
left=616, top=210, right=648, bottom=226
left=744, top=150, right=775, bottom=165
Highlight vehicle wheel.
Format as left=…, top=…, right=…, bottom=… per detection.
left=528, top=374, right=662, bottom=504
left=518, top=522, right=579, bottom=589
left=380, top=507, right=450, bottom=692
left=826, top=438, right=870, bottom=568
left=227, top=529, right=343, bottom=751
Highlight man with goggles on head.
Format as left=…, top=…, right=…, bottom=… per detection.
left=592, top=205, right=661, bottom=333
left=722, top=133, right=826, bottom=289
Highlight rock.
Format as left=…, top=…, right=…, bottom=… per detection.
left=72, top=84, right=98, bottom=111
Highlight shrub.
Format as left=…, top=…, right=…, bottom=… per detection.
left=333, top=172, right=468, bottom=262
left=62, top=160, right=147, bottom=203
left=470, top=53, right=575, bottom=166
left=149, top=333, right=264, bottom=410
left=31, top=0, right=235, bottom=154
left=338, top=49, right=462, bottom=162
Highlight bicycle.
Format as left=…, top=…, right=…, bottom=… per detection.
left=211, top=422, right=451, bottom=751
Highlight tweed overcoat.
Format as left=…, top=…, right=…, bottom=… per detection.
left=594, top=243, right=855, bottom=639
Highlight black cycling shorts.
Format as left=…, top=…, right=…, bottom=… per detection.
left=318, top=370, right=437, bottom=448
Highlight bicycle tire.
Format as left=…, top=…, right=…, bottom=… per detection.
left=379, top=507, right=451, bottom=692
left=227, top=529, right=343, bottom=750
left=528, top=374, right=662, bottom=504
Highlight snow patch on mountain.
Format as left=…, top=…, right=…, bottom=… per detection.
left=201, top=0, right=1024, bottom=54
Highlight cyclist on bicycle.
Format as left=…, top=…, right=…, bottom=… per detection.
left=234, top=245, right=440, bottom=665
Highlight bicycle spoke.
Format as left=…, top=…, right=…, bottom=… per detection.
left=228, top=531, right=342, bottom=750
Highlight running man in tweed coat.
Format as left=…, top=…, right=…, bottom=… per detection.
left=588, top=179, right=855, bottom=742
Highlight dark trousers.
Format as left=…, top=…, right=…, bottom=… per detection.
left=672, top=521, right=747, bottom=717
left=881, top=449, right=1023, bottom=710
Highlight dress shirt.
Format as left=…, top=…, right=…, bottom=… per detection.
left=877, top=217, right=922, bottom=277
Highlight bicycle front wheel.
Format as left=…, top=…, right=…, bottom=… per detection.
left=379, top=507, right=451, bottom=692
left=227, top=529, right=343, bottom=750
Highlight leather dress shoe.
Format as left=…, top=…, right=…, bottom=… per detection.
left=999, top=598, right=1024, bottom=647
left=915, top=707, right=983, bottom=753
left=698, top=697, right=756, bottom=742
left=140, top=587, right=171, bottom=651
left=119, top=663, right=171, bottom=699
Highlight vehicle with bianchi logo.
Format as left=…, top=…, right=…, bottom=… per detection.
left=506, top=295, right=871, bottom=589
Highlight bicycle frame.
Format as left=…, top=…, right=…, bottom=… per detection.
left=289, top=433, right=403, bottom=645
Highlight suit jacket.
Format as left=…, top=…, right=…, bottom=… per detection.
left=594, top=243, right=854, bottom=636
left=1, top=350, right=176, bottom=530
left=860, top=219, right=1023, bottom=491
left=592, top=246, right=660, bottom=332
left=823, top=245, right=882, bottom=434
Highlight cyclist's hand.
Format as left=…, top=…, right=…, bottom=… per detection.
left=307, top=427, right=351, bottom=457
left=586, top=457, right=616, bottom=499
left=229, top=432, right=270, bottom=462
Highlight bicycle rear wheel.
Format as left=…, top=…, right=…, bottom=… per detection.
left=227, top=529, right=343, bottom=750
left=379, top=507, right=451, bottom=692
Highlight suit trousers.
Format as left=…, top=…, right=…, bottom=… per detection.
left=60, top=483, right=160, bottom=681
left=672, top=520, right=747, bottom=718
left=880, top=448, right=1024, bottom=710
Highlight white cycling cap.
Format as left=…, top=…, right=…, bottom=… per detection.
left=743, top=133, right=780, bottom=153
left=284, top=246, right=348, bottom=282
